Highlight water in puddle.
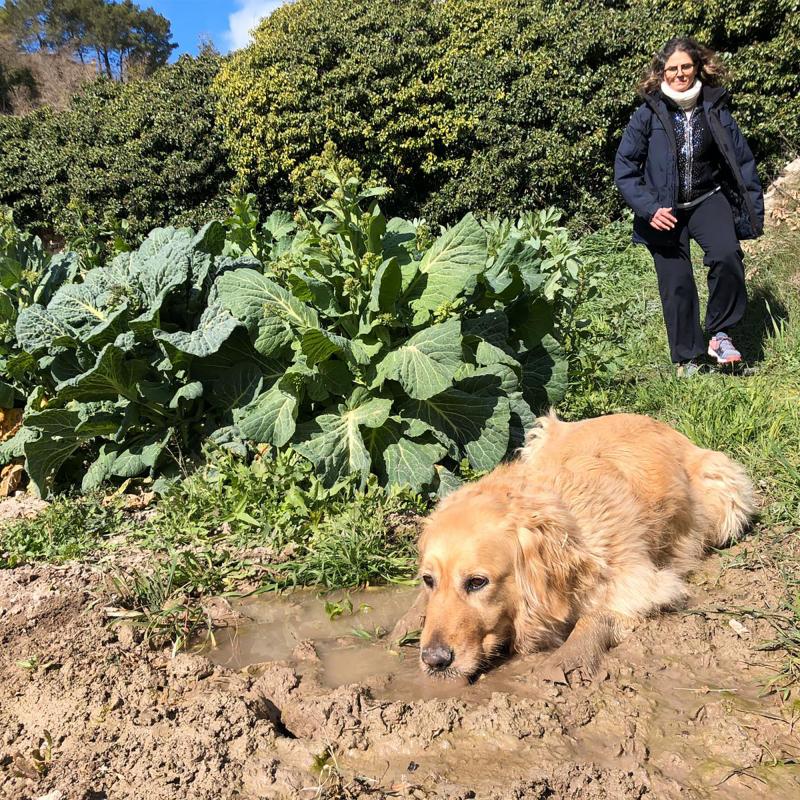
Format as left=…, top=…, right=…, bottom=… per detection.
left=206, top=585, right=538, bottom=700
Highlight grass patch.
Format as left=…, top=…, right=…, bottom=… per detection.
left=0, top=495, right=128, bottom=568
left=137, top=447, right=423, bottom=589
left=99, top=448, right=423, bottom=649
left=105, top=551, right=230, bottom=654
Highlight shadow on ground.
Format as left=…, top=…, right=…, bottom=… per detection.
left=735, top=283, right=789, bottom=364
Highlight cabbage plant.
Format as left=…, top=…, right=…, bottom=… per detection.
left=2, top=165, right=570, bottom=496
left=216, top=163, right=567, bottom=494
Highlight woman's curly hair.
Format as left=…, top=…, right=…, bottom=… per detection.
left=638, top=37, right=729, bottom=96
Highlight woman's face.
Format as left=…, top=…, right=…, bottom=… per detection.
left=663, top=50, right=697, bottom=92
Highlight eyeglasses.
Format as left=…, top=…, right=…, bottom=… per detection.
left=664, top=63, right=696, bottom=76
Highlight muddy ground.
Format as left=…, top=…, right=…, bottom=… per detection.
left=1, top=537, right=799, bottom=800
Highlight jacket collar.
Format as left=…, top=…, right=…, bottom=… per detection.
left=700, top=84, right=729, bottom=110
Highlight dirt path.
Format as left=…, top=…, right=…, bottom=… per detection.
left=1, top=542, right=799, bottom=800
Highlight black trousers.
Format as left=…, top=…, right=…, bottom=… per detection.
left=646, top=191, right=747, bottom=363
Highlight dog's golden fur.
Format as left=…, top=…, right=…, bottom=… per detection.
left=415, top=412, right=754, bottom=680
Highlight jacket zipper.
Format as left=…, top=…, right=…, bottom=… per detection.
left=684, top=109, right=694, bottom=202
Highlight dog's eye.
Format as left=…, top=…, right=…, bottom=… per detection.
left=422, top=574, right=435, bottom=589
left=466, top=576, right=489, bottom=593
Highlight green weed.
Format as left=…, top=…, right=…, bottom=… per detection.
left=0, top=495, right=128, bottom=568
left=139, top=446, right=423, bottom=589
left=105, top=551, right=235, bottom=654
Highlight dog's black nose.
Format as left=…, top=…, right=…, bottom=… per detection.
left=421, top=644, right=454, bottom=670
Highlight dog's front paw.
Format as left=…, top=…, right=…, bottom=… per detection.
left=539, top=644, right=602, bottom=686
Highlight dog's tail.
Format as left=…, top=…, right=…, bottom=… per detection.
left=519, top=409, right=562, bottom=462
left=692, top=449, right=755, bottom=548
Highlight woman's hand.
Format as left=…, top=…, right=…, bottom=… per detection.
left=650, top=207, right=677, bottom=231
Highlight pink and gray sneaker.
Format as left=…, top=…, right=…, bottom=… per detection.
left=708, top=332, right=741, bottom=365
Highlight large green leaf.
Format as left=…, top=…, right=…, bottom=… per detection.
left=368, top=259, right=402, bottom=313
left=15, top=304, right=78, bottom=352
left=81, top=433, right=172, bottom=493
left=216, top=268, right=319, bottom=331
left=462, top=311, right=510, bottom=350
left=264, top=210, right=296, bottom=242
left=402, top=388, right=510, bottom=471
left=521, top=334, right=568, bottom=409
left=0, top=425, right=37, bottom=465
left=508, top=391, right=536, bottom=451
left=0, top=379, right=15, bottom=407
left=192, top=221, right=226, bottom=257
left=293, top=391, right=392, bottom=486
left=154, top=303, right=239, bottom=358
left=132, top=227, right=193, bottom=308
left=234, top=380, right=299, bottom=447
left=384, top=436, right=447, bottom=491
left=55, top=344, right=146, bottom=403
left=170, top=382, right=203, bottom=409
left=509, top=297, right=554, bottom=350
left=383, top=218, right=416, bottom=271
left=484, top=233, right=525, bottom=295
left=22, top=408, right=87, bottom=497
left=253, top=316, right=295, bottom=357
left=434, top=464, right=463, bottom=499
left=33, top=252, right=81, bottom=306
left=363, top=417, right=446, bottom=491
left=405, top=214, right=487, bottom=322
left=300, top=328, right=352, bottom=367
left=46, top=266, right=136, bottom=345
left=193, top=329, right=287, bottom=383
left=210, top=362, right=263, bottom=412
left=0, top=255, right=23, bottom=289
left=374, top=318, right=462, bottom=400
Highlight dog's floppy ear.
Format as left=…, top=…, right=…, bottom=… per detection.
left=512, top=493, right=599, bottom=650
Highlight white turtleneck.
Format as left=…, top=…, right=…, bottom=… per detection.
left=660, top=79, right=703, bottom=120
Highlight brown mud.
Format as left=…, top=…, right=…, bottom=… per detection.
left=1, top=545, right=799, bottom=800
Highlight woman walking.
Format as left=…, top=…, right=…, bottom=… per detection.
left=615, top=37, right=764, bottom=376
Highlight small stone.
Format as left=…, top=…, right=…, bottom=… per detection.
left=728, top=618, right=749, bottom=638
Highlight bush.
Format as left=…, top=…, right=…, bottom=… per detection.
left=0, top=53, right=233, bottom=241
left=215, top=0, right=800, bottom=227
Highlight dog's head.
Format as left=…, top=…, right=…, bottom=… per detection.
left=417, top=474, right=596, bottom=680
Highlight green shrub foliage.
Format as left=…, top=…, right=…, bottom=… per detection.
left=1, top=161, right=578, bottom=497
left=0, top=53, right=232, bottom=240
left=215, top=0, right=799, bottom=226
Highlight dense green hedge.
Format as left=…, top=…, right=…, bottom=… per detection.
left=215, top=0, right=800, bottom=226
left=1, top=1, right=798, bottom=237
left=0, top=53, right=232, bottom=240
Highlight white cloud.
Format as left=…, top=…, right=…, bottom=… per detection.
left=223, top=1, right=286, bottom=52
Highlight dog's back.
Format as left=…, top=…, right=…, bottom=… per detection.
left=521, top=412, right=754, bottom=575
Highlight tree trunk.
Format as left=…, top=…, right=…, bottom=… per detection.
left=102, top=47, right=113, bottom=79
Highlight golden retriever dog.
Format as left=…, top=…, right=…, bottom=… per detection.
left=407, top=412, right=754, bottom=681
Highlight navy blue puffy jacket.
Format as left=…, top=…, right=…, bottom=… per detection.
left=614, top=85, right=764, bottom=246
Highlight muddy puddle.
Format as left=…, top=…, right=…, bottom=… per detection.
left=4, top=561, right=799, bottom=799
left=206, top=585, right=541, bottom=701
left=202, top=580, right=800, bottom=798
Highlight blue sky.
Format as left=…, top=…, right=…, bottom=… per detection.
left=145, top=1, right=287, bottom=57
